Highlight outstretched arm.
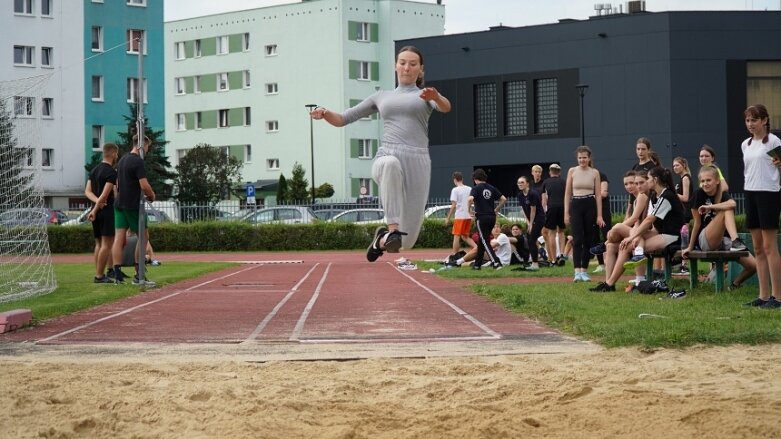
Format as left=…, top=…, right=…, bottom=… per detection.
left=420, top=87, right=451, bottom=113
left=310, top=107, right=345, bottom=127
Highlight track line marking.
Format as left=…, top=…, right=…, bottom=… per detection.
left=388, top=262, right=502, bottom=339
left=37, top=265, right=259, bottom=344
left=288, top=263, right=332, bottom=341
left=243, top=263, right=321, bottom=342
left=300, top=335, right=498, bottom=344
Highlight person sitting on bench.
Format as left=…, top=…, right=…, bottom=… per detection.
left=682, top=166, right=756, bottom=289
left=591, top=166, right=686, bottom=292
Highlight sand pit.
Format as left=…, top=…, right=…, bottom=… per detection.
left=1, top=344, right=780, bottom=438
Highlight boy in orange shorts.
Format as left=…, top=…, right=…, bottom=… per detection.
left=445, top=171, right=476, bottom=261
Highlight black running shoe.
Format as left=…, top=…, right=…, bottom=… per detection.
left=589, top=242, right=607, bottom=255
left=730, top=238, right=748, bottom=252
left=367, top=226, right=388, bottom=262
left=94, top=276, right=112, bottom=284
left=471, top=263, right=481, bottom=271
left=761, top=297, right=781, bottom=309
left=744, top=297, right=767, bottom=307
left=383, top=230, right=407, bottom=254
left=589, top=282, right=615, bottom=292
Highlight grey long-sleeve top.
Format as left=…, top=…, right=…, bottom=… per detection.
left=340, top=83, right=438, bottom=148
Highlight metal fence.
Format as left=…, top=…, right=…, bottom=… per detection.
left=66, top=193, right=747, bottom=224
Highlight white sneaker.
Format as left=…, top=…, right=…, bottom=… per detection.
left=528, top=263, right=539, bottom=271
left=580, top=272, right=591, bottom=281
left=592, top=265, right=605, bottom=274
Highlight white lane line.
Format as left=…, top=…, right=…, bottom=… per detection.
left=300, top=335, right=498, bottom=344
left=243, top=263, right=320, bottom=342
left=388, top=262, right=502, bottom=339
left=37, top=265, right=259, bottom=344
left=288, top=262, right=332, bottom=341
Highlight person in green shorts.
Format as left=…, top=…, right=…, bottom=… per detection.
left=110, top=134, right=156, bottom=285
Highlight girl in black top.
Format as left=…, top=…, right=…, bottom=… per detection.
left=681, top=166, right=756, bottom=288
left=468, top=168, right=506, bottom=270
left=592, top=167, right=684, bottom=291
left=672, top=156, right=695, bottom=223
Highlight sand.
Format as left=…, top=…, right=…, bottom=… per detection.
left=1, top=345, right=780, bottom=438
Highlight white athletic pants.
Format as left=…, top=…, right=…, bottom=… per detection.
left=372, top=143, right=431, bottom=250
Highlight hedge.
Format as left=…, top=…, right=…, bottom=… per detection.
left=43, top=214, right=751, bottom=254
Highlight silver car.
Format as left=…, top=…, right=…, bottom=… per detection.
left=328, top=208, right=385, bottom=225
left=242, top=206, right=318, bottom=225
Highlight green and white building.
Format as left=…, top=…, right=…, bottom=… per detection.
left=164, top=0, right=444, bottom=202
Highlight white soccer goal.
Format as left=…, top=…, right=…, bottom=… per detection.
left=0, top=75, right=57, bottom=304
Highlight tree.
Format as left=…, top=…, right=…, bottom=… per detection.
left=287, top=162, right=309, bottom=203
left=315, top=182, right=335, bottom=199
left=174, top=143, right=243, bottom=204
left=0, top=99, right=34, bottom=209
left=86, top=104, right=177, bottom=199
left=276, top=174, right=288, bottom=204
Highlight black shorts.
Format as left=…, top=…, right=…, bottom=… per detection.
left=92, top=207, right=116, bottom=238
left=745, top=191, right=781, bottom=230
left=544, top=205, right=565, bottom=230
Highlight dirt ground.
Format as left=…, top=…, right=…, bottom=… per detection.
left=2, top=344, right=780, bottom=438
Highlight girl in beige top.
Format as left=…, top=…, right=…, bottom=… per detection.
left=564, top=146, right=605, bottom=282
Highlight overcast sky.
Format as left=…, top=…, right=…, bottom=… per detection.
left=165, top=0, right=781, bottom=33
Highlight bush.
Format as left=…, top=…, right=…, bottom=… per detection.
left=47, top=220, right=454, bottom=253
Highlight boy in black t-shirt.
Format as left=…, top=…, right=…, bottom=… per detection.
left=468, top=169, right=506, bottom=270
left=542, top=163, right=566, bottom=264
left=85, top=143, right=119, bottom=283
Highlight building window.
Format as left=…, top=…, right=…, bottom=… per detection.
left=127, top=0, right=146, bottom=6
left=356, top=22, right=370, bottom=42
left=245, top=144, right=252, bottom=162
left=14, top=96, right=34, bottom=117
left=22, top=148, right=35, bottom=168
left=127, top=78, right=147, bottom=103
left=266, top=120, right=279, bottom=132
left=747, top=61, right=781, bottom=129
left=14, top=0, right=33, bottom=14
left=194, top=39, right=201, bottom=57
left=127, top=29, right=146, bottom=54
left=358, top=61, right=370, bottom=80
left=265, top=44, right=277, bottom=56
left=265, top=83, right=278, bottom=95
left=194, top=75, right=201, bottom=94
left=243, top=33, right=250, bottom=51
left=41, top=0, right=52, bottom=17
left=41, top=47, right=52, bottom=68
left=91, top=26, right=103, bottom=51
left=534, top=78, right=558, bottom=135
left=358, top=139, right=372, bottom=158
left=91, top=76, right=103, bottom=101
left=175, top=77, right=185, bottom=95
left=218, top=72, right=228, bottom=91
left=267, top=158, right=279, bottom=170
left=41, top=148, right=53, bottom=167
left=174, top=42, right=185, bottom=60
left=195, top=111, right=202, bottom=130
left=13, top=46, right=34, bottom=66
left=243, top=70, right=251, bottom=88
left=218, top=36, right=228, bottom=54
left=219, top=109, right=228, bottom=127
left=92, top=125, right=104, bottom=149
left=244, top=107, right=251, bottom=126
left=41, top=98, right=53, bottom=117
left=176, top=113, right=186, bottom=131
left=504, top=80, right=527, bottom=136
left=474, top=83, right=497, bottom=138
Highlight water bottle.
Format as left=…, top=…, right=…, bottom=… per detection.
left=680, top=224, right=689, bottom=248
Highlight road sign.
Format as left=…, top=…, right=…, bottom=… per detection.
left=246, top=184, right=256, bottom=204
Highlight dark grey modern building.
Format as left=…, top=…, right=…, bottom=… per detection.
left=399, top=10, right=781, bottom=198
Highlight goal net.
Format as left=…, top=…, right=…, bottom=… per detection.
left=0, top=75, right=57, bottom=304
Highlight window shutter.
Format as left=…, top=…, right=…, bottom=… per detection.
left=184, top=77, right=194, bottom=94
left=351, top=178, right=360, bottom=197
left=348, top=60, right=358, bottom=79
left=202, top=38, right=216, bottom=56
left=350, top=139, right=359, bottom=158
left=185, top=112, right=194, bottom=130
left=228, top=71, right=242, bottom=89
left=229, top=34, right=242, bottom=53
left=370, top=23, right=379, bottom=42
left=371, top=139, right=378, bottom=157
left=228, top=108, right=243, bottom=127
left=184, top=41, right=193, bottom=58
left=348, top=21, right=358, bottom=40
left=371, top=62, right=379, bottom=81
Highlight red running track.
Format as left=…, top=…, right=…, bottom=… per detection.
left=3, top=254, right=558, bottom=345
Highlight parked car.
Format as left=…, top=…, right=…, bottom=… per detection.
left=179, top=205, right=233, bottom=222
left=242, top=206, right=318, bottom=225
left=328, top=208, right=385, bottom=225
left=0, top=208, right=62, bottom=226
left=424, top=205, right=527, bottom=225
left=312, top=207, right=346, bottom=221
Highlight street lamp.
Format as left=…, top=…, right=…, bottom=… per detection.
left=305, top=104, right=318, bottom=205
left=575, top=83, right=589, bottom=146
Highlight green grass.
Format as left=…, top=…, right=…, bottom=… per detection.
left=417, top=260, right=574, bottom=279
left=0, top=262, right=235, bottom=323
left=418, top=260, right=781, bottom=348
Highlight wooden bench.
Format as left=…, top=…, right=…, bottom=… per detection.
left=686, top=250, right=750, bottom=293
left=644, top=244, right=681, bottom=282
